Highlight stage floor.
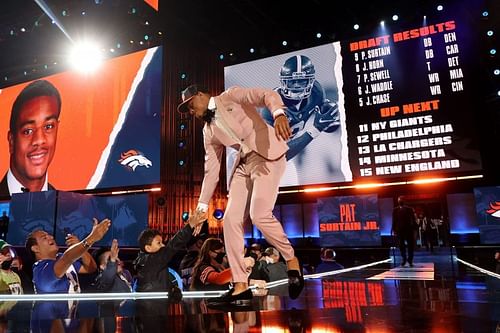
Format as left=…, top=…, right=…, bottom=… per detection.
left=1, top=251, right=499, bottom=332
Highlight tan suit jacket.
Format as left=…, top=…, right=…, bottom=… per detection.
left=198, top=86, right=288, bottom=205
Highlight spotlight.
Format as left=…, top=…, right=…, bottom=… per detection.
left=179, top=122, right=187, bottom=130
left=4, top=76, right=7, bottom=81
left=482, top=11, right=489, bottom=17
left=180, top=73, right=187, bottom=79
left=69, top=41, right=103, bottom=74
left=490, top=48, right=497, bottom=55
left=392, top=15, right=399, bottom=21
left=353, top=24, right=360, bottom=30
left=494, top=69, right=500, bottom=75
left=282, top=40, right=287, bottom=46
left=497, top=90, right=500, bottom=97
left=316, top=32, right=322, bottom=38
left=144, top=35, right=149, bottom=41
left=182, top=211, right=189, bottom=222
left=62, top=10, right=68, bottom=16
left=219, top=54, right=224, bottom=60
left=487, top=30, right=494, bottom=36
left=20, top=27, right=25, bottom=32
left=213, top=209, right=224, bottom=220
left=178, top=140, right=186, bottom=148
left=380, top=20, right=385, bottom=26
left=116, top=43, right=121, bottom=48
left=81, top=11, right=86, bottom=15
left=178, top=160, right=185, bottom=166
left=249, top=48, right=255, bottom=53
left=437, top=5, right=443, bottom=11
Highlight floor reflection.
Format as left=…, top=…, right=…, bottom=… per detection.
left=0, top=262, right=498, bottom=332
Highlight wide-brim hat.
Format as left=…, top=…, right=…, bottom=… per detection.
left=177, top=84, right=199, bottom=113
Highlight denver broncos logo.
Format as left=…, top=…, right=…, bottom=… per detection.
left=118, top=150, right=152, bottom=171
left=486, top=201, right=500, bottom=218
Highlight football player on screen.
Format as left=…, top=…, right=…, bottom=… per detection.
left=259, top=55, right=342, bottom=184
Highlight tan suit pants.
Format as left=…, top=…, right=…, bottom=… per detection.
left=224, top=152, right=294, bottom=283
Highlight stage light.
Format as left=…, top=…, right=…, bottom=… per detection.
left=182, top=211, right=189, bottom=222
left=219, top=54, right=224, bottom=60
left=249, top=48, right=255, bottom=53
left=490, top=48, right=497, bottom=55
left=482, top=11, right=489, bottom=17
left=180, top=73, right=187, bottom=79
left=95, top=0, right=103, bottom=4
left=179, top=122, right=187, bottom=130
left=129, top=40, right=134, bottom=44
left=69, top=41, right=104, bottom=74
left=145, top=20, right=150, bottom=25
left=487, top=30, right=494, bottom=36
left=353, top=24, right=360, bottom=30
left=437, top=5, right=443, bottom=11
left=282, top=40, right=288, bottom=46
left=178, top=140, right=186, bottom=148
left=81, top=11, right=86, bottom=15
left=392, top=15, right=399, bottom=21
left=178, top=160, right=185, bottom=166
left=213, top=209, right=224, bottom=220
left=380, top=20, right=385, bottom=26
left=116, top=43, right=121, bottom=48
left=497, top=90, right=500, bottom=97
left=316, top=32, right=322, bottom=38
left=20, top=27, right=26, bottom=32
left=62, top=10, right=68, bottom=16
left=4, top=76, right=7, bottom=81
left=494, top=69, right=500, bottom=75
left=144, top=35, right=149, bottom=41
left=110, top=48, right=115, bottom=53
left=139, top=41, right=144, bottom=45
left=9, top=30, right=14, bottom=35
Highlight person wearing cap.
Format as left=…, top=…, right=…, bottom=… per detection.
left=178, top=84, right=304, bottom=305
left=0, top=240, right=22, bottom=294
left=315, top=248, right=344, bottom=274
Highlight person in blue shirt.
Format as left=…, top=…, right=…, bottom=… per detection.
left=315, top=248, right=344, bottom=274
left=25, top=217, right=111, bottom=293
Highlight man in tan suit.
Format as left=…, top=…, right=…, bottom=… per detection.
left=178, top=84, right=304, bottom=305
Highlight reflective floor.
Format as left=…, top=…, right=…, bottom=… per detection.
left=1, top=252, right=499, bottom=332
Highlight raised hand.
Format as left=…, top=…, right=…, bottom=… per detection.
left=189, top=208, right=208, bottom=236
left=87, top=218, right=112, bottom=244
left=110, top=239, right=119, bottom=262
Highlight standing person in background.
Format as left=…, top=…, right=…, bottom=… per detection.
left=0, top=212, right=8, bottom=240
left=392, top=196, right=418, bottom=267
left=0, top=80, right=62, bottom=197
left=178, top=84, right=304, bottom=305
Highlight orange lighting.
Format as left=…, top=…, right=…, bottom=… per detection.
left=144, top=0, right=158, bottom=11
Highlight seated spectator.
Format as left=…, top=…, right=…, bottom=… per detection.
left=190, top=238, right=233, bottom=291
left=315, top=248, right=344, bottom=273
left=133, top=209, right=206, bottom=293
left=260, top=247, right=288, bottom=282
left=247, top=243, right=266, bottom=281
left=495, top=250, right=500, bottom=274
left=25, top=218, right=111, bottom=294
left=179, top=236, right=206, bottom=289
left=0, top=240, right=22, bottom=294
left=92, top=239, right=133, bottom=293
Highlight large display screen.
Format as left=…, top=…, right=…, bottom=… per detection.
left=318, top=194, right=381, bottom=247
left=473, top=186, right=500, bottom=244
left=0, top=46, right=162, bottom=196
left=224, top=0, right=482, bottom=188
left=6, top=191, right=148, bottom=247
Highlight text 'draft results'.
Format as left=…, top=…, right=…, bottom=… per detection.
left=343, top=17, right=481, bottom=180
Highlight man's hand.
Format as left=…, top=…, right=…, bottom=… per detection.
left=65, top=234, right=80, bottom=247
left=87, top=218, right=112, bottom=244
left=110, top=239, right=119, bottom=262
left=274, top=114, right=292, bottom=141
left=188, top=209, right=207, bottom=236
left=313, top=101, right=340, bottom=133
